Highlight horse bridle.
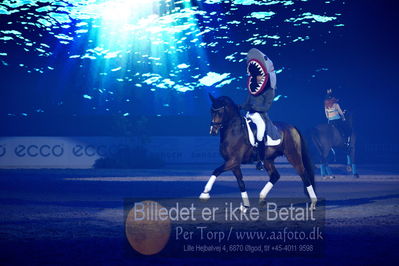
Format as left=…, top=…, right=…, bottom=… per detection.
left=211, top=106, right=225, bottom=112
left=210, top=106, right=225, bottom=128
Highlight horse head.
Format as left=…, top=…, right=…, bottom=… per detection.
left=208, top=94, right=239, bottom=136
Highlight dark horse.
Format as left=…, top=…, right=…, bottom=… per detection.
left=311, top=112, right=359, bottom=179
left=199, top=95, right=317, bottom=210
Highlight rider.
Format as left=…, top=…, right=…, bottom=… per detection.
left=240, top=48, right=281, bottom=169
left=324, top=89, right=351, bottom=147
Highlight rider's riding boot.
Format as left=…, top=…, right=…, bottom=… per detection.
left=256, top=160, right=264, bottom=171
left=255, top=140, right=265, bottom=171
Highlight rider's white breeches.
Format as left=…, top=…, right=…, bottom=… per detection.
left=246, top=112, right=265, bottom=142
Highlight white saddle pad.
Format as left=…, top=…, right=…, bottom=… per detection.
left=244, top=117, right=281, bottom=147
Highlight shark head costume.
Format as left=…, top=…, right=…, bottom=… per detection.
left=241, top=48, right=281, bottom=149
left=246, top=48, right=277, bottom=95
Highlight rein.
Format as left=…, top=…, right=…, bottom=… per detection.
left=210, top=105, right=244, bottom=129
left=211, top=106, right=225, bottom=111
left=210, top=105, right=225, bottom=127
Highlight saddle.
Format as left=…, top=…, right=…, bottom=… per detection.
left=244, top=116, right=282, bottom=147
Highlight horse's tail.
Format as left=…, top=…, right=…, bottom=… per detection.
left=311, top=126, right=332, bottom=163
left=296, top=128, right=316, bottom=190
left=311, top=128, right=322, bottom=159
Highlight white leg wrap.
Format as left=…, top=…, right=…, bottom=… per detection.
left=204, top=175, right=217, bottom=193
left=204, top=175, right=216, bottom=193
left=241, top=191, right=250, bottom=207
left=259, top=182, right=273, bottom=199
left=306, top=185, right=317, bottom=202
left=200, top=175, right=217, bottom=200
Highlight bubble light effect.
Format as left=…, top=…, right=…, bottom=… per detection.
left=0, top=0, right=344, bottom=116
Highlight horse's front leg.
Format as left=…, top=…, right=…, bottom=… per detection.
left=259, top=160, right=280, bottom=206
left=347, top=146, right=359, bottom=178
left=232, top=166, right=250, bottom=213
left=199, top=159, right=238, bottom=201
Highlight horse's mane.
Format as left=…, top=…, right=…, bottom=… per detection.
left=214, top=96, right=240, bottom=114
left=216, top=96, right=237, bottom=107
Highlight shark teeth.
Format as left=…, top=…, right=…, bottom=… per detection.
left=247, top=60, right=265, bottom=76
left=255, top=79, right=262, bottom=91
left=247, top=59, right=267, bottom=94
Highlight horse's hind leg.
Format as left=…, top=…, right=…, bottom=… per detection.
left=259, top=159, right=280, bottom=205
left=320, top=149, right=334, bottom=179
left=347, top=141, right=359, bottom=178
left=285, top=152, right=317, bottom=210
left=313, top=134, right=334, bottom=178
left=232, top=167, right=250, bottom=212
left=199, top=159, right=238, bottom=200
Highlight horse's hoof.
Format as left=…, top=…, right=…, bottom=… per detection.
left=259, top=198, right=266, bottom=207
left=353, top=174, right=360, bottom=179
left=310, top=201, right=317, bottom=211
left=199, top=192, right=210, bottom=201
left=323, top=175, right=335, bottom=180
left=240, top=204, right=249, bottom=213
left=346, top=165, right=352, bottom=172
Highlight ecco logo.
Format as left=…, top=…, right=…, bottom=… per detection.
left=14, top=144, right=64, bottom=157
left=72, top=144, right=128, bottom=157
left=0, top=145, right=6, bottom=157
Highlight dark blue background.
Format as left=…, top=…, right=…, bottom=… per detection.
left=1, top=0, right=398, bottom=163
